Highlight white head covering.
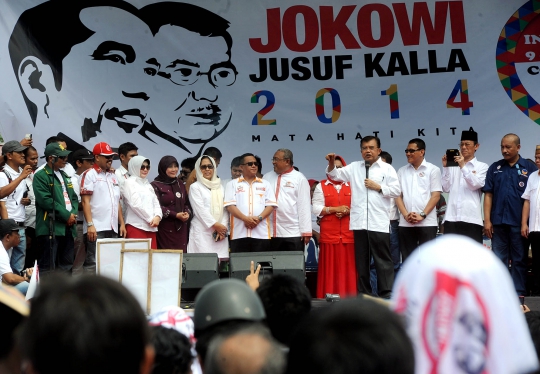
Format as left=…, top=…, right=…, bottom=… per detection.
left=392, top=235, right=539, bottom=374
left=128, top=155, right=150, bottom=182
left=194, top=155, right=223, bottom=222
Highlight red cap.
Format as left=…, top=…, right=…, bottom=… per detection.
left=93, top=142, right=117, bottom=156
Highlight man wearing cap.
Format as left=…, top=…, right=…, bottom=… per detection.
left=70, top=148, right=94, bottom=274
left=483, top=133, right=537, bottom=296
left=79, top=142, right=126, bottom=273
left=441, top=130, right=489, bottom=243
left=0, top=219, right=34, bottom=295
left=0, top=141, right=33, bottom=275
left=33, top=142, right=78, bottom=276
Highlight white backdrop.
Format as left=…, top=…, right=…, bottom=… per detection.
left=0, top=0, right=539, bottom=180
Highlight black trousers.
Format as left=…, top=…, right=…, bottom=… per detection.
left=399, top=226, right=438, bottom=262
left=353, top=230, right=394, bottom=299
left=270, top=237, right=304, bottom=252
left=230, top=238, right=271, bottom=253
left=444, top=221, right=483, bottom=243
left=529, top=232, right=540, bottom=292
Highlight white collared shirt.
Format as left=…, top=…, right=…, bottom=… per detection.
left=264, top=169, right=312, bottom=238
left=326, top=158, right=401, bottom=233
left=522, top=171, right=540, bottom=232
left=397, top=159, right=442, bottom=227
left=224, top=177, right=277, bottom=239
left=79, top=166, right=121, bottom=233
left=442, top=157, right=488, bottom=226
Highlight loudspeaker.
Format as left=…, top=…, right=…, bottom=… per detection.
left=229, top=251, right=305, bottom=284
left=182, top=253, right=219, bottom=301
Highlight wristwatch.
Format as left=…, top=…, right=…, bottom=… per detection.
left=87, top=222, right=94, bottom=227
left=419, top=211, right=426, bottom=219
left=258, top=215, right=263, bottom=221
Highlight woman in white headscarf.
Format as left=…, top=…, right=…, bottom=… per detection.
left=392, top=235, right=539, bottom=374
left=121, top=156, right=162, bottom=249
left=187, top=156, right=228, bottom=258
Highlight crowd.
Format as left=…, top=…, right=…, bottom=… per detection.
left=0, top=130, right=540, bottom=300
left=1, top=130, right=540, bottom=373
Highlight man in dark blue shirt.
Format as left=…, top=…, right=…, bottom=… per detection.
left=483, top=133, right=538, bottom=296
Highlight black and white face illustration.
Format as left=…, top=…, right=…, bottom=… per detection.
left=10, top=1, right=236, bottom=156
left=140, top=24, right=236, bottom=153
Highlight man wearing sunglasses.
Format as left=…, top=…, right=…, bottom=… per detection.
left=396, top=138, right=442, bottom=262
left=225, top=153, right=277, bottom=252
left=79, top=142, right=126, bottom=274
left=33, top=142, right=78, bottom=276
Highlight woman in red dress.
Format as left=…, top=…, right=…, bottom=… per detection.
left=312, top=155, right=356, bottom=298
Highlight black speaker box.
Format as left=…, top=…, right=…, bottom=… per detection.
left=182, top=253, right=219, bottom=301
left=229, top=251, right=305, bottom=283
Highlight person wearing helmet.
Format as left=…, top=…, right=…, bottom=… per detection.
left=193, top=279, right=266, bottom=366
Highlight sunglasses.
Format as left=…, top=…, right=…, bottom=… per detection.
left=140, top=165, right=150, bottom=170
left=243, top=161, right=259, bottom=167
left=102, top=155, right=114, bottom=160
left=404, top=149, right=421, bottom=154
left=200, top=164, right=215, bottom=170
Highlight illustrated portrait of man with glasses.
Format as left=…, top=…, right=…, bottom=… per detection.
left=9, top=1, right=237, bottom=157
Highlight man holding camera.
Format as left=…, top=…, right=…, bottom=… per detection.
left=0, top=140, right=33, bottom=275
left=441, top=130, right=488, bottom=243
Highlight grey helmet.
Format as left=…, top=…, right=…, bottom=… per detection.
left=194, top=279, right=266, bottom=331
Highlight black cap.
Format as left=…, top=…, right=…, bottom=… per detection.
left=0, top=219, right=20, bottom=237
left=71, top=148, right=94, bottom=162
left=461, top=130, right=478, bottom=143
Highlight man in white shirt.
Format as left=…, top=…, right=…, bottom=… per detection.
left=0, top=141, right=33, bottom=275
left=0, top=219, right=34, bottom=295
left=80, top=142, right=126, bottom=273
left=264, top=149, right=311, bottom=252
left=225, top=153, right=277, bottom=252
left=326, top=136, right=401, bottom=298
left=396, top=138, right=442, bottom=261
left=115, top=142, right=138, bottom=220
left=441, top=130, right=488, bottom=243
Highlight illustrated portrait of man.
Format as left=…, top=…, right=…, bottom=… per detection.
left=8, top=0, right=237, bottom=157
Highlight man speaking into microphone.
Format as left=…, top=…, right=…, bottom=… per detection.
left=325, top=136, right=400, bottom=298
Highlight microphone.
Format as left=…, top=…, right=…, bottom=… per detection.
left=365, top=163, right=371, bottom=179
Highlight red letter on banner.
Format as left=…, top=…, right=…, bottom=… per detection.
left=357, top=4, right=395, bottom=48
left=249, top=8, right=282, bottom=53
left=393, top=2, right=449, bottom=46
left=283, top=6, right=319, bottom=52
left=320, top=6, right=361, bottom=50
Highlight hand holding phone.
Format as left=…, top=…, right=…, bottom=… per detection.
left=446, top=149, right=460, bottom=167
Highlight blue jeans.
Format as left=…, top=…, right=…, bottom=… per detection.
left=10, top=228, right=26, bottom=275
left=492, top=224, right=527, bottom=296
left=15, top=281, right=29, bottom=296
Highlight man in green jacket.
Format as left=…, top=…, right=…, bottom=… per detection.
left=33, top=143, right=78, bottom=275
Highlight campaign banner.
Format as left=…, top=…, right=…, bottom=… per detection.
left=0, top=0, right=538, bottom=179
